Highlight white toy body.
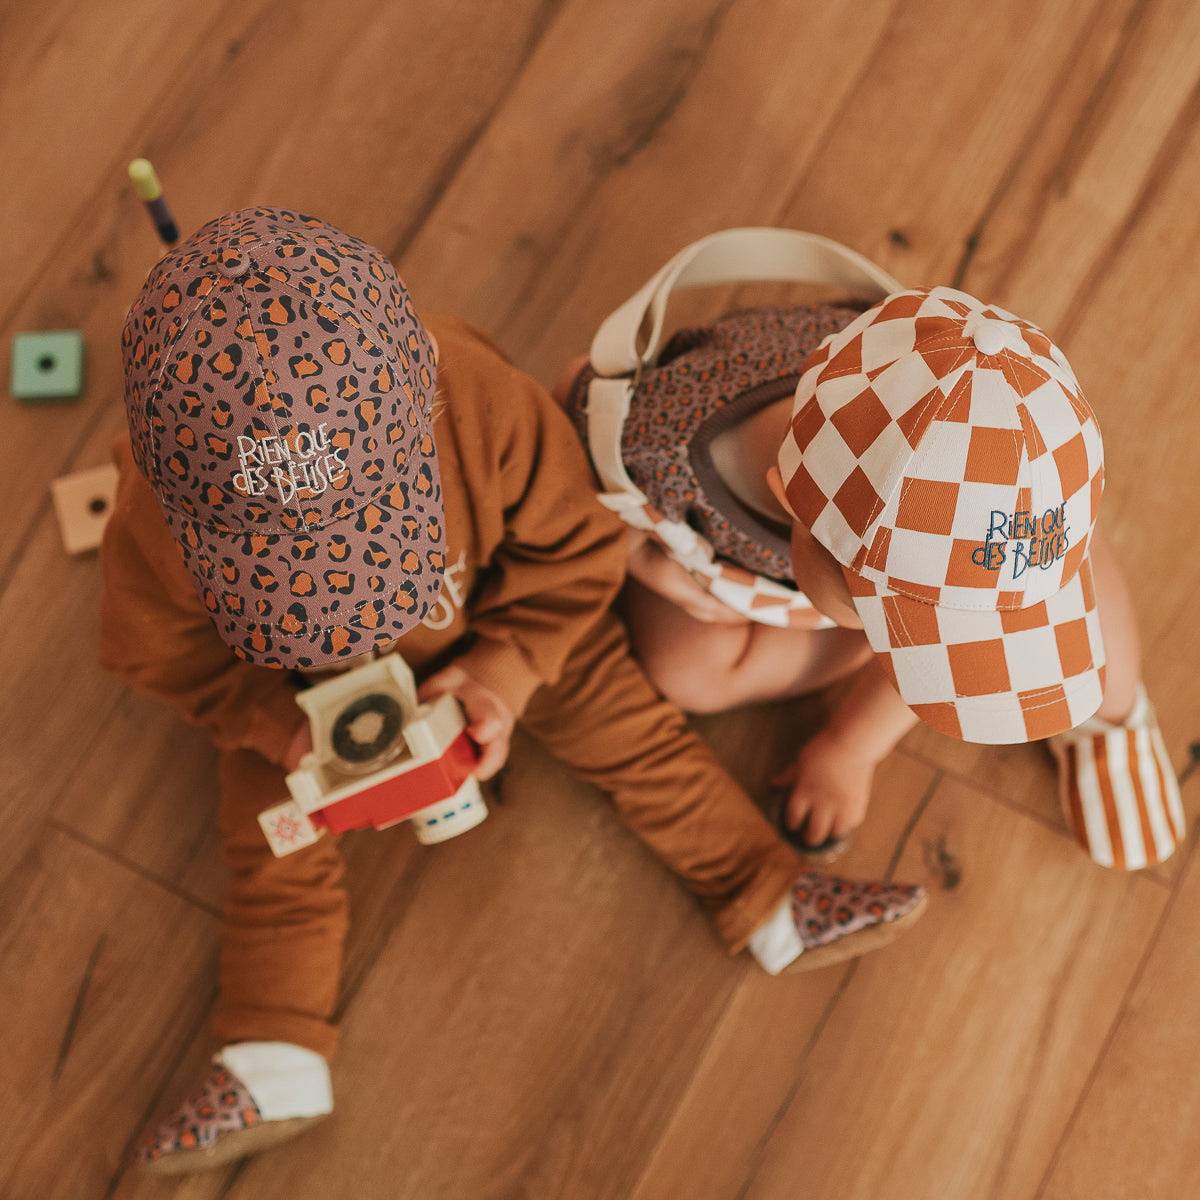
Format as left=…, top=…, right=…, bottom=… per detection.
left=258, top=654, right=485, bottom=857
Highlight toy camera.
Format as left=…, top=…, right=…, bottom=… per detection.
left=257, top=653, right=485, bottom=857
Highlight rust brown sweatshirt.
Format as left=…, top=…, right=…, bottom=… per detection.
left=98, top=314, right=626, bottom=765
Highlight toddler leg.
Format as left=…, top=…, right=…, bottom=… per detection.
left=520, top=611, right=926, bottom=965
left=627, top=578, right=912, bottom=851
left=625, top=577, right=872, bottom=713
left=1090, top=532, right=1141, bottom=723
left=214, top=747, right=349, bottom=1058
left=135, top=748, right=346, bottom=1172
left=522, top=612, right=799, bottom=951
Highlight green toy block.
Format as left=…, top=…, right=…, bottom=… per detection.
left=11, top=330, right=85, bottom=401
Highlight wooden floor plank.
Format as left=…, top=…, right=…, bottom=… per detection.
left=0, top=530, right=136, bottom=881
left=626, top=752, right=938, bottom=1200
left=739, top=774, right=1169, bottom=1200
left=767, top=0, right=1132, bottom=282
left=962, top=0, right=1200, bottom=337
left=1038, top=836, right=1200, bottom=1200
left=400, top=0, right=907, bottom=382
left=52, top=690, right=229, bottom=912
left=0, top=479, right=230, bottom=906
left=499, top=0, right=1124, bottom=381
left=6, top=2, right=1200, bottom=1198
left=0, top=0, right=235, bottom=325
left=0, top=829, right=219, bottom=1200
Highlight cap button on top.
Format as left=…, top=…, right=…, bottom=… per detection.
left=972, top=321, right=1008, bottom=356
left=218, top=246, right=251, bottom=279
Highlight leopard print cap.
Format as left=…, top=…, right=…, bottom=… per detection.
left=121, top=207, right=444, bottom=669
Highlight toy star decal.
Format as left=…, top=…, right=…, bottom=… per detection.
left=257, top=800, right=323, bottom=857
left=271, top=812, right=304, bottom=843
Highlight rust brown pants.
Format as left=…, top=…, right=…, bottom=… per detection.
left=214, top=613, right=800, bottom=1059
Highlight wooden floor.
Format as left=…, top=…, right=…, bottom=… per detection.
left=3, top=1, right=1200, bottom=1196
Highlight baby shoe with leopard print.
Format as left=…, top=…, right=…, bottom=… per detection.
left=748, top=871, right=927, bottom=974
left=137, top=1043, right=332, bottom=1174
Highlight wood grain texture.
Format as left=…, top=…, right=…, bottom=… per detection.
left=741, top=774, right=1169, bottom=1200
left=627, top=751, right=938, bottom=1200
left=0, top=830, right=219, bottom=1200
left=2, top=1, right=1198, bottom=1197
left=1040, top=830, right=1200, bottom=1200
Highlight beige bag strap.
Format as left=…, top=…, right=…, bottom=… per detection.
left=586, top=228, right=903, bottom=509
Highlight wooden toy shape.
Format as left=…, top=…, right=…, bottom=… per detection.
left=11, top=330, right=84, bottom=400
left=50, top=464, right=119, bottom=554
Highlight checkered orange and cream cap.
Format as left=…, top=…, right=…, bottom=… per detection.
left=777, top=287, right=1106, bottom=744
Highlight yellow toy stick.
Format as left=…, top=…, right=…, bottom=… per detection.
left=128, top=158, right=179, bottom=245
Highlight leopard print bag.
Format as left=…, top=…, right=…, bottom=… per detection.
left=564, top=229, right=901, bottom=627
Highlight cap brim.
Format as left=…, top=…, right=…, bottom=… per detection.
left=844, top=554, right=1106, bottom=743
left=165, top=452, right=445, bottom=669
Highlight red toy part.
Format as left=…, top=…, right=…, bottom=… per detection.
left=308, top=729, right=479, bottom=835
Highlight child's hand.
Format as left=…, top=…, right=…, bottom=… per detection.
left=772, top=726, right=875, bottom=847
left=417, top=665, right=515, bottom=781
left=550, top=354, right=591, bottom=406
left=626, top=531, right=748, bottom=625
